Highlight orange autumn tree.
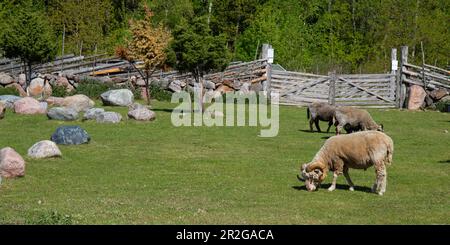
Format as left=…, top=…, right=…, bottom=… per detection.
left=116, top=6, right=172, bottom=105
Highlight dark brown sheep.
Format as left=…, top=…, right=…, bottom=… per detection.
left=306, top=102, right=336, bottom=133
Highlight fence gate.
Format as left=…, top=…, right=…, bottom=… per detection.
left=270, top=69, right=397, bottom=108
left=270, top=70, right=331, bottom=106
left=334, top=74, right=397, bottom=108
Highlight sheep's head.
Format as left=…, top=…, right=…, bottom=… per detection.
left=377, top=123, right=384, bottom=132
left=298, top=163, right=325, bottom=192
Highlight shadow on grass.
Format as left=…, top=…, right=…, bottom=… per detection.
left=298, top=129, right=333, bottom=134
left=292, top=184, right=373, bottom=193
left=152, top=108, right=174, bottom=113
left=438, top=160, right=450, bottom=163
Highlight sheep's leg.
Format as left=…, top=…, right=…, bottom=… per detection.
left=309, top=118, right=314, bottom=132
left=314, top=118, right=322, bottom=132
left=373, top=165, right=386, bottom=195
left=343, top=167, right=355, bottom=191
left=326, top=120, right=333, bottom=133
left=380, top=168, right=387, bottom=195
left=328, top=172, right=340, bottom=191
left=336, top=124, right=343, bottom=135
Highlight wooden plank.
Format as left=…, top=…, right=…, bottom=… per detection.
left=338, top=77, right=394, bottom=103
left=424, top=64, right=450, bottom=75
left=278, top=77, right=330, bottom=97
left=271, top=69, right=328, bottom=78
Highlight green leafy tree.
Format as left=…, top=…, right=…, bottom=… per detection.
left=0, top=3, right=56, bottom=86
left=171, top=16, right=230, bottom=112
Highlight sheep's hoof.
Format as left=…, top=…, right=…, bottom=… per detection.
left=378, top=192, right=384, bottom=196
left=328, top=186, right=335, bottom=192
left=349, top=187, right=354, bottom=191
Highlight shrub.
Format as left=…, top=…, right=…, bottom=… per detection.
left=436, top=100, right=450, bottom=113
left=75, top=79, right=113, bottom=99
left=51, top=85, right=74, bottom=97
left=0, top=86, right=20, bottom=96
left=149, top=84, right=172, bottom=101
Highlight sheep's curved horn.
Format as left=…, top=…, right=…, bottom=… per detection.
left=305, top=161, right=327, bottom=182
left=297, top=174, right=305, bottom=182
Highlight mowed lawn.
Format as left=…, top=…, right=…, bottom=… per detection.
left=0, top=100, right=449, bottom=224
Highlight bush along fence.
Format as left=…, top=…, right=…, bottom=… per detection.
left=0, top=45, right=448, bottom=110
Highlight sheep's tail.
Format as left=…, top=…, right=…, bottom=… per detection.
left=385, top=140, right=394, bottom=167
left=307, top=107, right=310, bottom=119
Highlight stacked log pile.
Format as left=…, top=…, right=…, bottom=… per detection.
left=0, top=59, right=270, bottom=100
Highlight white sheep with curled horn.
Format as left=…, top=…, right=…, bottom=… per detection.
left=297, top=131, right=394, bottom=195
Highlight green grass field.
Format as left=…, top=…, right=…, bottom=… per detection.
left=0, top=101, right=449, bottom=224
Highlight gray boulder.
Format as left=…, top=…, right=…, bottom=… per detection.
left=100, top=89, right=134, bottom=106
left=47, top=107, right=79, bottom=121
left=0, top=73, right=14, bottom=85
left=83, top=108, right=105, bottom=121
left=27, top=140, right=62, bottom=159
left=0, top=95, right=21, bottom=109
left=96, top=111, right=122, bottom=123
left=128, top=103, right=156, bottom=121
left=50, top=126, right=90, bottom=145
left=168, top=80, right=182, bottom=92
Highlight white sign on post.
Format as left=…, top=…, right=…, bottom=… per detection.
left=391, top=60, right=398, bottom=71
left=267, top=48, right=274, bottom=64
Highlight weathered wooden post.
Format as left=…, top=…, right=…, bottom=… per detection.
left=261, top=44, right=274, bottom=101
left=328, top=71, right=336, bottom=105
left=399, top=46, right=409, bottom=108
left=266, top=62, right=272, bottom=102
left=391, top=48, right=400, bottom=107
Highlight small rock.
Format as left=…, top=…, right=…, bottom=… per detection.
left=216, top=84, right=234, bottom=94
left=62, top=94, right=95, bottom=112
left=13, top=97, right=47, bottom=115
left=100, top=89, right=134, bottom=106
left=444, top=130, right=448, bottom=134
left=168, top=81, right=182, bottom=93
left=28, top=77, right=45, bottom=96
left=18, top=74, right=26, bottom=86
left=45, top=96, right=65, bottom=106
left=47, top=107, right=79, bottom=121
left=128, top=103, right=156, bottom=121
left=96, top=111, right=122, bottom=123
left=56, top=76, right=75, bottom=92
left=50, top=126, right=90, bottom=145
left=136, top=78, right=146, bottom=86
left=204, top=80, right=216, bottom=90
left=0, top=103, right=5, bottom=119
left=83, top=108, right=105, bottom=121
left=0, top=147, right=25, bottom=178
left=0, top=73, right=14, bottom=85
left=250, top=82, right=263, bottom=92
left=0, top=95, right=22, bottom=109
left=27, top=140, right=62, bottom=159
left=429, top=88, right=449, bottom=101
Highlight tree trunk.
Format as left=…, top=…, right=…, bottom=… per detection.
left=199, top=76, right=204, bottom=113
left=27, top=62, right=32, bottom=88
left=144, top=70, right=151, bottom=105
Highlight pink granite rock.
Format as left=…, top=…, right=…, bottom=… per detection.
left=407, top=85, right=427, bottom=110
left=0, top=147, right=25, bottom=178
left=13, top=97, right=47, bottom=114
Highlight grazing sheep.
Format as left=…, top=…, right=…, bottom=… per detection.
left=306, top=102, right=336, bottom=133
left=297, top=131, right=394, bottom=195
left=333, top=106, right=383, bottom=135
